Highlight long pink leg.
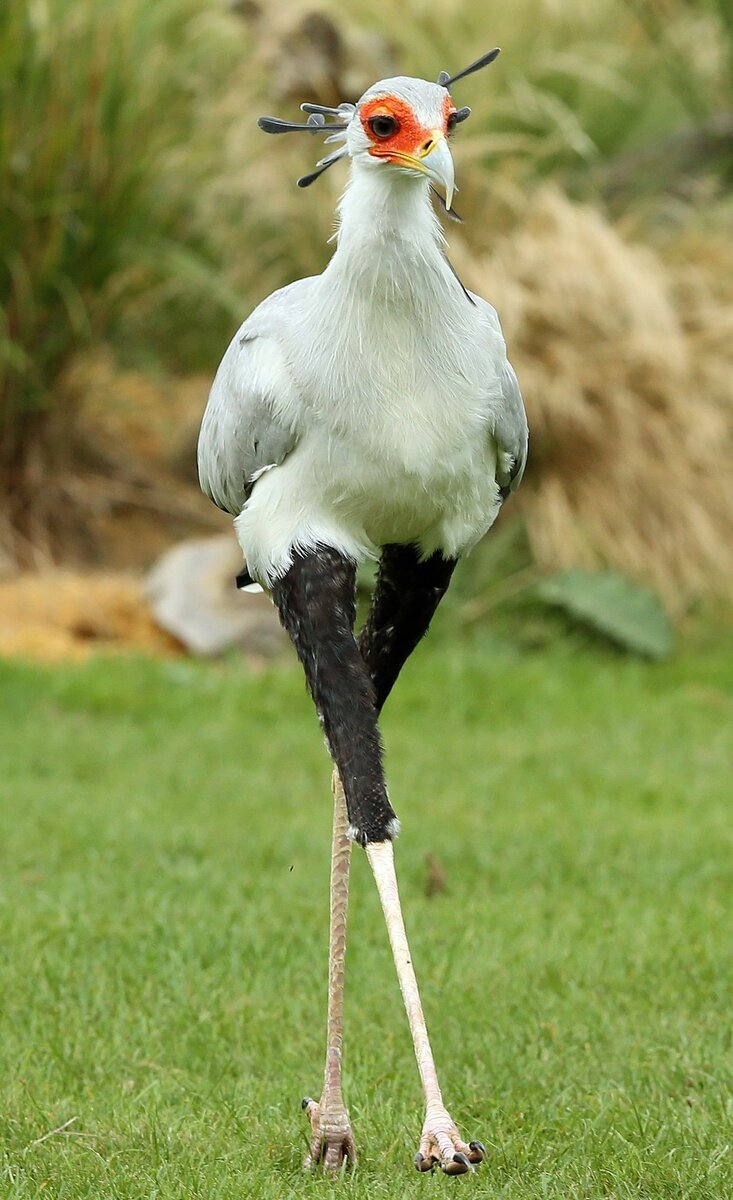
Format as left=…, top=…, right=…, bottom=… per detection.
left=366, top=841, right=486, bottom=1175
left=302, top=769, right=357, bottom=1172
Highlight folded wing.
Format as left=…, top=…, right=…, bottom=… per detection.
left=198, top=299, right=304, bottom=516
left=472, top=295, right=528, bottom=498
left=493, top=359, right=528, bottom=497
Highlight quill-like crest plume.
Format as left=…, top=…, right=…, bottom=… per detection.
left=257, top=48, right=500, bottom=189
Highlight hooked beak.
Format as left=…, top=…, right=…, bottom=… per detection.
left=380, top=131, right=456, bottom=211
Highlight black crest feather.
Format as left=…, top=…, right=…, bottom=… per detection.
left=257, top=49, right=500, bottom=190
left=438, top=47, right=500, bottom=89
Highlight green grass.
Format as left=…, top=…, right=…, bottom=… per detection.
left=1, top=631, right=732, bottom=1198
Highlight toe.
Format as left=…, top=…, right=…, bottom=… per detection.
left=416, top=1109, right=485, bottom=1176
left=345, top=1131, right=358, bottom=1166
left=301, top=1099, right=321, bottom=1169
left=441, top=1151, right=473, bottom=1176
left=301, top=1094, right=356, bottom=1173
left=322, top=1143, right=345, bottom=1175
left=414, top=1151, right=436, bottom=1172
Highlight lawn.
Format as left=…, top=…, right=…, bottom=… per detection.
left=1, top=628, right=731, bottom=1198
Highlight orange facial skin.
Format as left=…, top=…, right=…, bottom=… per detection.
left=360, top=94, right=457, bottom=162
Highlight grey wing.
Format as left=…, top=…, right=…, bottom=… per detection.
left=197, top=330, right=299, bottom=516
left=494, top=359, right=528, bottom=498
left=472, top=294, right=528, bottom=498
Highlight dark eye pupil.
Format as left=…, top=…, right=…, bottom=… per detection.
left=370, top=115, right=398, bottom=138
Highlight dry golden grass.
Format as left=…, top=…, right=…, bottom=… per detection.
left=0, top=573, right=182, bottom=662
left=451, top=188, right=733, bottom=608
left=66, top=351, right=210, bottom=474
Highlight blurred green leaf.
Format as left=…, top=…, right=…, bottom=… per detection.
left=535, top=570, right=674, bottom=659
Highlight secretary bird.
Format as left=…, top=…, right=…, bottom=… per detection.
left=197, top=47, right=528, bottom=1176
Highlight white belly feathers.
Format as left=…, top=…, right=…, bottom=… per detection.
left=234, top=273, right=505, bottom=584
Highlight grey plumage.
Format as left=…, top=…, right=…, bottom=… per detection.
left=197, top=286, right=304, bottom=515
left=471, top=296, right=528, bottom=496
left=494, top=360, right=529, bottom=496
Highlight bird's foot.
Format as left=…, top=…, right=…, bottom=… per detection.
left=413, top=1105, right=486, bottom=1176
left=301, top=1094, right=357, bottom=1174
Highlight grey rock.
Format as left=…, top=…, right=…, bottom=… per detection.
left=145, top=535, right=284, bottom=657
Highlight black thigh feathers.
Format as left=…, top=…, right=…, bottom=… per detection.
left=272, top=544, right=456, bottom=844
left=272, top=548, right=396, bottom=844
left=359, top=544, right=456, bottom=713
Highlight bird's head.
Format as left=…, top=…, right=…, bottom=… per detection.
left=257, top=49, right=500, bottom=217
left=346, top=77, right=460, bottom=211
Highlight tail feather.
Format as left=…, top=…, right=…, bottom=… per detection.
left=235, top=565, right=264, bottom=594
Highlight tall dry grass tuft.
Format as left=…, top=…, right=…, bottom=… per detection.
left=453, top=189, right=733, bottom=608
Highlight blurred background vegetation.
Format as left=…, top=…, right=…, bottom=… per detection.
left=3, top=9, right=733, bottom=1191
left=1, top=0, right=732, bottom=657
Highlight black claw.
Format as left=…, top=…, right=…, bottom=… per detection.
left=414, top=1152, right=435, bottom=1172
left=301, top=1096, right=315, bottom=1111
left=468, top=1140, right=486, bottom=1163
left=442, top=1151, right=472, bottom=1176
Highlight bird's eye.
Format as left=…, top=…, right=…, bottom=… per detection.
left=368, top=114, right=399, bottom=139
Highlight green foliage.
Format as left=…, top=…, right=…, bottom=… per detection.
left=0, top=0, right=242, bottom=470
left=1, top=637, right=732, bottom=1196
left=536, top=569, right=675, bottom=658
